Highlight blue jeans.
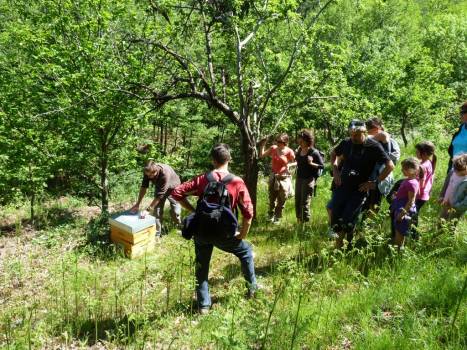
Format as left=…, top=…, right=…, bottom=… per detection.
left=194, top=236, right=257, bottom=308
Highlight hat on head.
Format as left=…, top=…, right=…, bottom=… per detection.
left=348, top=119, right=367, bottom=132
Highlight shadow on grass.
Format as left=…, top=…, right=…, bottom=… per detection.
left=0, top=207, right=77, bottom=237
left=65, top=314, right=140, bottom=346
left=74, top=214, right=119, bottom=261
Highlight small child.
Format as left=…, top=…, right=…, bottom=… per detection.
left=415, top=141, right=437, bottom=210
left=390, top=158, right=422, bottom=248
left=412, top=141, right=437, bottom=237
left=440, top=154, right=467, bottom=220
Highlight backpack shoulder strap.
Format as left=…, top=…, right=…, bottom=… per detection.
left=221, top=173, right=235, bottom=185
left=206, top=171, right=216, bottom=183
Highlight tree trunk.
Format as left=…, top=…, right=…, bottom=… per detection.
left=30, top=191, right=35, bottom=226
left=27, top=163, right=36, bottom=225
left=173, top=127, right=178, bottom=151
left=186, top=129, right=193, bottom=168
left=159, top=123, right=164, bottom=146
left=163, top=122, right=168, bottom=155
left=100, top=139, right=109, bottom=214
left=400, top=113, right=408, bottom=147
left=240, top=129, right=259, bottom=217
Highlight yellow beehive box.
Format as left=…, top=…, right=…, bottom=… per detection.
left=110, top=224, right=156, bottom=245
left=109, top=211, right=158, bottom=259
left=111, top=232, right=156, bottom=259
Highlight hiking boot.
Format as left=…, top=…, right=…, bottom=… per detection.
left=198, top=307, right=210, bottom=315
left=327, top=228, right=338, bottom=239
left=246, top=283, right=263, bottom=299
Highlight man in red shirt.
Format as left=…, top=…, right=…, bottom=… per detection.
left=171, top=144, right=257, bottom=314
left=259, top=133, right=295, bottom=223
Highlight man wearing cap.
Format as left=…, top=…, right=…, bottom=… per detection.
left=330, top=120, right=395, bottom=248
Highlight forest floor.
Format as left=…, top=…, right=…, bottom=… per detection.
left=1, top=174, right=466, bottom=349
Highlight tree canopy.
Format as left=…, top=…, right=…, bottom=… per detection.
left=1, top=0, right=465, bottom=218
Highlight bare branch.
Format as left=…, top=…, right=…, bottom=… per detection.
left=239, top=18, right=264, bottom=49
left=260, top=95, right=339, bottom=141
left=234, top=25, right=246, bottom=119
left=200, top=3, right=217, bottom=96
left=257, top=0, right=336, bottom=121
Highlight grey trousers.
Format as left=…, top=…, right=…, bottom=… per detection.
left=268, top=174, right=290, bottom=218
left=153, top=193, right=181, bottom=234
left=295, top=177, right=315, bottom=222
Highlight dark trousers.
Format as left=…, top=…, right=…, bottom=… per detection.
left=410, top=199, right=427, bottom=238
left=362, top=188, right=383, bottom=212
left=295, top=177, right=315, bottom=222
left=153, top=193, right=181, bottom=234
left=194, top=236, right=257, bottom=308
left=331, top=187, right=367, bottom=240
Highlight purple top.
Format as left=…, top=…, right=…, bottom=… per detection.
left=395, top=178, right=420, bottom=200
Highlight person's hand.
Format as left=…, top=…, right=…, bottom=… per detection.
left=139, top=210, right=149, bottom=219
left=259, top=136, right=268, bottom=145
left=396, top=210, right=406, bottom=222
left=359, top=181, right=376, bottom=192
left=235, top=230, right=245, bottom=240
left=129, top=204, right=139, bottom=213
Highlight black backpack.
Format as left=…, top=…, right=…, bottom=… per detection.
left=182, top=172, right=238, bottom=240
left=314, top=149, right=325, bottom=178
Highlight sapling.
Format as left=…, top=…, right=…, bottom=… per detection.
left=73, top=255, right=79, bottom=333
left=262, top=282, right=284, bottom=349
left=61, top=259, right=69, bottom=325
left=451, top=274, right=467, bottom=333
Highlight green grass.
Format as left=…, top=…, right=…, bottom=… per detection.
left=0, top=148, right=466, bottom=349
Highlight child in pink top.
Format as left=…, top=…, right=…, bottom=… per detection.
left=259, top=133, right=295, bottom=223
left=411, top=141, right=437, bottom=238
left=390, top=158, right=422, bottom=248
left=415, top=141, right=437, bottom=205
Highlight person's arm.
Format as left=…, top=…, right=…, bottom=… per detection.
left=235, top=183, right=254, bottom=240
left=331, top=149, right=343, bottom=186
left=359, top=159, right=394, bottom=192
left=146, top=197, right=161, bottom=212
left=439, top=170, right=452, bottom=202
left=178, top=198, right=196, bottom=213
left=130, top=187, right=148, bottom=213
left=171, top=175, right=203, bottom=212
left=309, top=150, right=324, bottom=169
left=397, top=190, right=416, bottom=221
left=373, top=131, right=390, bottom=144
left=259, top=139, right=273, bottom=158
left=236, top=217, right=252, bottom=240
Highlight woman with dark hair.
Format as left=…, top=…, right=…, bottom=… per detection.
left=447, top=102, right=467, bottom=170
left=294, top=129, right=324, bottom=223
left=440, top=102, right=467, bottom=201
left=259, top=133, right=295, bottom=224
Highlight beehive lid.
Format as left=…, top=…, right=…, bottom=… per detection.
left=109, top=211, right=156, bottom=234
